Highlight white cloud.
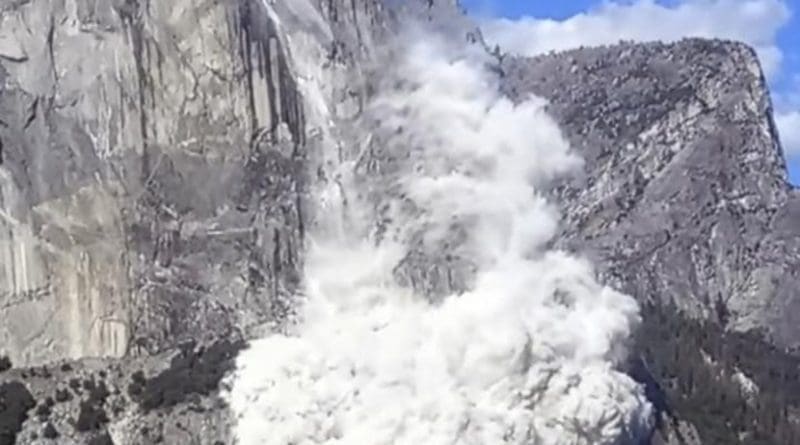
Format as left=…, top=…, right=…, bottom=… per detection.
left=481, top=0, right=800, bottom=166
left=776, top=111, right=800, bottom=155
left=773, top=74, right=800, bottom=110
left=480, top=0, right=790, bottom=78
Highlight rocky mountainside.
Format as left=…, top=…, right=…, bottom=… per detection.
left=501, top=40, right=800, bottom=348
left=0, top=0, right=798, bottom=444
left=501, top=39, right=800, bottom=444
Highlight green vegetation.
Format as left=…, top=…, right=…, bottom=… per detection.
left=630, top=300, right=800, bottom=444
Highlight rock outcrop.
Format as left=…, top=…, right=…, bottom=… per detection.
left=500, top=39, right=799, bottom=348
left=0, top=0, right=321, bottom=367
left=501, top=39, right=800, bottom=444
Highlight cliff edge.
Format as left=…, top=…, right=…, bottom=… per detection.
left=1, top=1, right=798, bottom=444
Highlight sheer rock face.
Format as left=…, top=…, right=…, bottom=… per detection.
left=0, top=0, right=321, bottom=367
left=0, top=0, right=403, bottom=443
left=1, top=0, right=797, bottom=444
left=0, top=0, right=468, bottom=369
left=500, top=40, right=799, bottom=348
left=0, top=0, right=376, bottom=436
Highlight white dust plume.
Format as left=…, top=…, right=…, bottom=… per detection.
left=225, top=22, right=653, bottom=445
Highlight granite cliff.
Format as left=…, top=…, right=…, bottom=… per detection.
left=500, top=39, right=800, bottom=445
left=501, top=40, right=799, bottom=348
left=0, top=0, right=798, bottom=444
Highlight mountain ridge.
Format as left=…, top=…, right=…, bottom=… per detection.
left=1, top=1, right=798, bottom=444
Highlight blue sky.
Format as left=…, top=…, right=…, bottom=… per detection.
left=461, top=0, right=800, bottom=184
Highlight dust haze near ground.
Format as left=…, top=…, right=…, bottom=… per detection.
left=225, top=17, right=653, bottom=445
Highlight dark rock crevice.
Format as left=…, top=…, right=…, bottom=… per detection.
left=116, top=0, right=153, bottom=183
left=127, top=339, right=244, bottom=413
left=0, top=381, right=35, bottom=445
left=233, top=0, right=305, bottom=147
